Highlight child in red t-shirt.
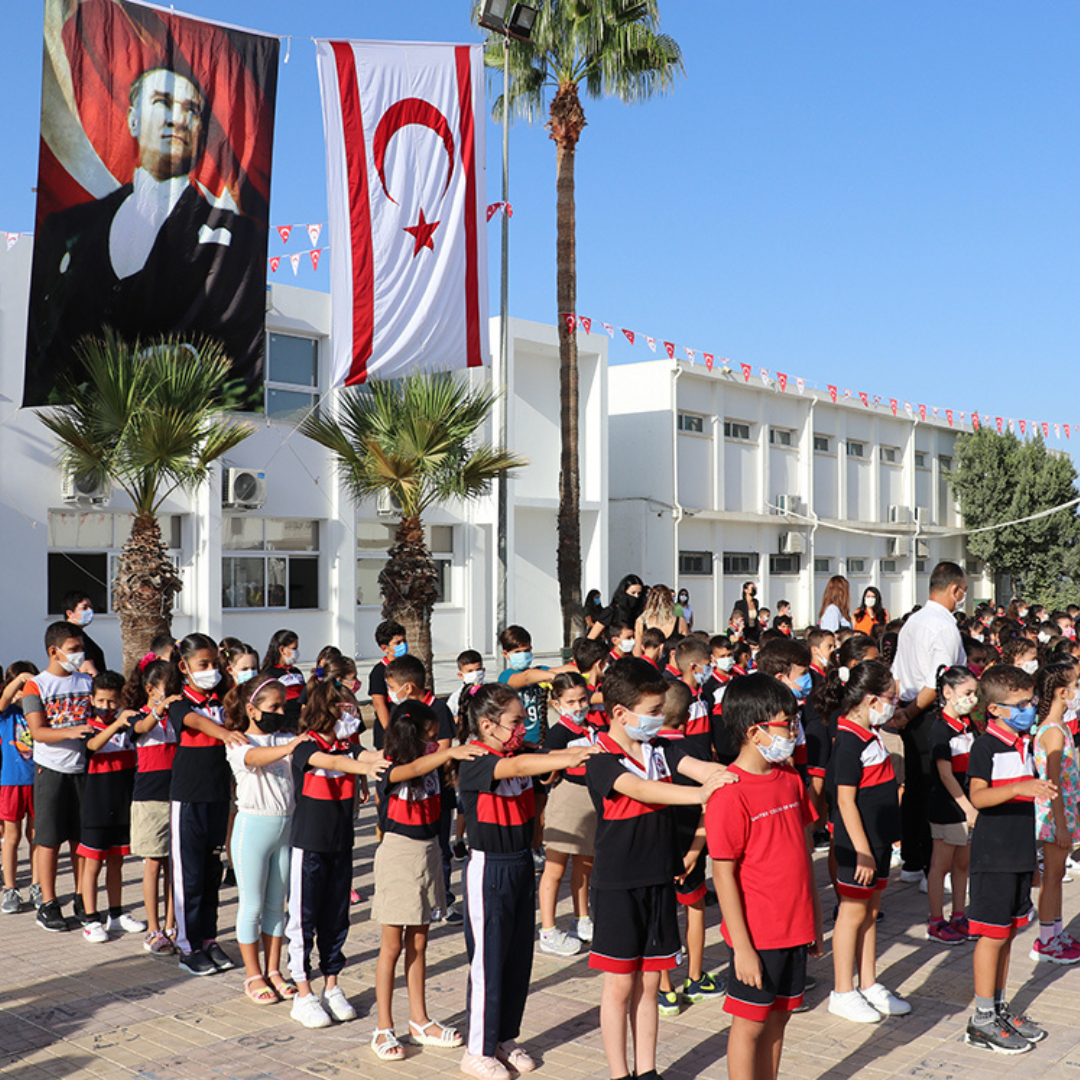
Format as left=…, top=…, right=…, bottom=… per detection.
left=706, top=673, right=822, bottom=1080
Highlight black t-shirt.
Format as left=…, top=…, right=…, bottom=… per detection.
left=290, top=732, right=359, bottom=853
left=704, top=673, right=738, bottom=764
left=458, top=744, right=535, bottom=854
left=545, top=711, right=606, bottom=786
left=168, top=688, right=231, bottom=804
left=81, top=631, right=107, bottom=677
left=801, top=696, right=831, bottom=779
left=586, top=732, right=683, bottom=889
left=368, top=659, right=389, bottom=749
left=967, top=723, right=1037, bottom=873
left=828, top=718, right=900, bottom=857
left=927, top=712, right=974, bottom=825
left=421, top=692, right=457, bottom=791
left=657, top=730, right=709, bottom=858
left=263, top=665, right=307, bottom=729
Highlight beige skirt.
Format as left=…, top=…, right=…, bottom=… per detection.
left=370, top=831, right=445, bottom=926
left=130, top=799, right=170, bottom=859
left=543, top=779, right=597, bottom=856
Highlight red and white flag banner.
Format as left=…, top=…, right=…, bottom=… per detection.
left=685, top=347, right=696, bottom=363
left=1066, top=424, right=1071, bottom=439
left=6, top=232, right=21, bottom=250
left=646, top=336, right=656, bottom=353
left=704, top=353, right=714, bottom=371
left=946, top=408, right=953, bottom=426
left=890, top=399, right=898, bottom=415
left=277, top=225, right=293, bottom=243
left=622, top=328, right=635, bottom=345
left=828, top=385, right=837, bottom=402
left=562, top=312, right=576, bottom=334
left=663, top=341, right=676, bottom=359
left=317, top=39, right=488, bottom=385
left=269, top=255, right=281, bottom=273
left=859, top=391, right=869, bottom=407
left=310, top=249, right=323, bottom=271
left=289, top=253, right=301, bottom=276
left=579, top=315, right=592, bottom=335
left=777, top=373, right=788, bottom=392
left=307, top=223, right=322, bottom=247
left=971, top=413, right=979, bottom=431
left=795, top=377, right=805, bottom=394
left=740, top=363, right=752, bottom=383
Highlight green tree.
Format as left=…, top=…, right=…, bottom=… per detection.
left=949, top=428, right=1080, bottom=607
left=475, top=0, right=684, bottom=645
left=300, top=372, right=525, bottom=678
left=40, top=330, right=253, bottom=673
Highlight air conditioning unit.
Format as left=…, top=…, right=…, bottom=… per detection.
left=61, top=469, right=110, bottom=506
left=888, top=537, right=909, bottom=558
left=915, top=539, right=930, bottom=558
left=888, top=505, right=910, bottom=524
left=377, top=490, right=403, bottom=519
left=774, top=494, right=802, bottom=516
left=915, top=505, right=931, bottom=524
left=223, top=467, right=267, bottom=510
left=780, top=532, right=806, bottom=555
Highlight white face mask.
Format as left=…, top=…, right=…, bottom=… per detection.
left=869, top=700, right=895, bottom=728
left=388, top=685, right=408, bottom=705
left=950, top=694, right=978, bottom=717
left=59, top=650, right=85, bottom=674
left=190, top=668, right=221, bottom=692
left=282, top=649, right=296, bottom=666
left=1020, top=659, right=1039, bottom=676
left=864, top=596, right=876, bottom=608
left=756, top=730, right=796, bottom=764
left=715, top=656, right=735, bottom=673
left=462, top=669, right=486, bottom=685
left=617, top=638, right=635, bottom=654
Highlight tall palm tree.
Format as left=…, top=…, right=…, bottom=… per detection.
left=300, top=372, right=525, bottom=679
left=475, top=0, right=684, bottom=645
left=40, top=329, right=253, bottom=673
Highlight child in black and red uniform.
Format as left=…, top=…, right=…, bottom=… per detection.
left=457, top=683, right=595, bottom=1080
left=79, top=671, right=144, bottom=943
left=963, top=664, right=1055, bottom=1055
left=705, top=635, right=738, bottom=765
left=587, top=657, right=731, bottom=1080
left=706, top=674, right=822, bottom=1080
left=668, top=637, right=715, bottom=757
left=260, top=629, right=307, bottom=730
left=827, top=660, right=908, bottom=1024
left=287, top=680, right=386, bottom=1029
left=656, top=680, right=725, bottom=1016
left=368, top=620, right=407, bottom=752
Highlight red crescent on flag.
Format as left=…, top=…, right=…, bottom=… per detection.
left=373, top=98, right=455, bottom=204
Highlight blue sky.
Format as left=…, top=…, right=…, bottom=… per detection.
left=3, top=1, right=1078, bottom=432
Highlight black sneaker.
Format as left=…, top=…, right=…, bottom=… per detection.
left=205, top=941, right=236, bottom=971
left=452, top=839, right=469, bottom=862
left=178, top=949, right=218, bottom=976
left=998, top=1004, right=1046, bottom=1043
left=444, top=906, right=464, bottom=927
left=36, top=900, right=68, bottom=932
left=813, top=830, right=831, bottom=851
left=72, top=895, right=86, bottom=922
left=221, top=866, right=236, bottom=889
left=964, top=1012, right=1032, bottom=1055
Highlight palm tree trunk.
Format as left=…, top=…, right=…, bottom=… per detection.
left=551, top=83, right=587, bottom=648
left=112, top=513, right=181, bottom=676
left=380, top=516, right=439, bottom=688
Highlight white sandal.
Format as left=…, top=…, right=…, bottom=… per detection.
left=409, top=1018, right=463, bottom=1047
left=371, top=1028, right=404, bottom=1061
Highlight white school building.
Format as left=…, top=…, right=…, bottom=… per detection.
left=0, top=241, right=980, bottom=674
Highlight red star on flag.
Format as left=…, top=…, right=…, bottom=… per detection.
left=404, top=208, right=440, bottom=256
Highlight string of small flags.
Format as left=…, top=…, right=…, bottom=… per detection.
left=269, top=248, right=327, bottom=275
left=561, top=310, right=1076, bottom=444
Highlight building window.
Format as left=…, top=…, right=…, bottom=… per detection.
left=769, top=554, right=801, bottom=574
left=722, top=552, right=760, bottom=575
left=914, top=451, right=927, bottom=468
left=939, top=455, right=953, bottom=471
left=724, top=420, right=752, bottom=441
left=881, top=559, right=898, bottom=574
left=814, top=557, right=831, bottom=573
left=847, top=558, right=866, bottom=573
left=357, top=522, right=456, bottom=605
left=679, top=550, right=713, bottom=576
left=222, top=517, right=319, bottom=609
left=813, top=434, right=831, bottom=453
left=677, top=413, right=705, bottom=434
left=846, top=441, right=865, bottom=458
left=48, top=512, right=183, bottom=615
left=265, top=333, right=320, bottom=422
left=880, top=446, right=898, bottom=463
left=769, top=427, right=795, bottom=448
left=916, top=559, right=927, bottom=573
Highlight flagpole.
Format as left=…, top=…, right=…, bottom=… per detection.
left=496, top=34, right=510, bottom=643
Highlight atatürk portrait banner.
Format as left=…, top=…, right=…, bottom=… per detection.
left=25, top=0, right=279, bottom=408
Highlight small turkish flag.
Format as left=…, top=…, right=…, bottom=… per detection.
left=622, top=329, right=635, bottom=345
left=486, top=203, right=500, bottom=222
left=277, top=225, right=292, bottom=243
left=705, top=353, right=714, bottom=371
left=796, top=377, right=805, bottom=393
left=828, top=385, right=837, bottom=402
left=307, top=224, right=322, bottom=247
left=777, top=373, right=788, bottom=392
left=890, top=399, right=897, bottom=415
left=663, top=342, right=676, bottom=359
left=579, top=316, right=592, bottom=335
left=904, top=402, right=913, bottom=417
left=859, top=391, right=869, bottom=408
left=996, top=417, right=1003, bottom=433
left=946, top=409, right=953, bottom=426
left=741, top=363, right=752, bottom=382
left=1043, top=422, right=1050, bottom=438
left=972, top=413, right=980, bottom=431
left=1019, top=420, right=1027, bottom=435
left=310, top=249, right=322, bottom=271
left=1066, top=424, right=1071, bottom=439
left=563, top=313, right=577, bottom=334
left=269, top=256, right=281, bottom=273
left=918, top=404, right=927, bottom=421
left=5, top=232, right=20, bottom=250
left=760, top=367, right=770, bottom=382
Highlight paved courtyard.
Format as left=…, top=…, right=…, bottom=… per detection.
left=5, top=808, right=1080, bottom=1080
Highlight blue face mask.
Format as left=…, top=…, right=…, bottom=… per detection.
left=625, top=711, right=664, bottom=742
left=1002, top=704, right=1036, bottom=733
left=235, top=669, right=257, bottom=685
left=393, top=641, right=409, bottom=658
left=508, top=651, right=533, bottom=671
left=792, top=673, right=813, bottom=701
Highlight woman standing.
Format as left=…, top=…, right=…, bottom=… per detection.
left=853, top=587, right=888, bottom=636
left=732, top=582, right=761, bottom=644
left=634, top=586, right=687, bottom=654
left=587, top=575, right=646, bottom=640
left=818, top=576, right=852, bottom=633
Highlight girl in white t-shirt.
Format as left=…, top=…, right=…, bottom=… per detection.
left=224, top=677, right=308, bottom=1004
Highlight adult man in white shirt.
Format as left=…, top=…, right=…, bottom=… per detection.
left=892, top=561, right=968, bottom=881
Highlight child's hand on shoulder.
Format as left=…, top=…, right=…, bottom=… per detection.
left=565, top=744, right=601, bottom=767
left=289, top=732, right=312, bottom=750
left=450, top=743, right=488, bottom=762
left=698, top=768, right=736, bottom=802
left=220, top=728, right=249, bottom=748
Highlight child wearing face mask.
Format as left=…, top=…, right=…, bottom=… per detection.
left=224, top=678, right=309, bottom=1004
left=457, top=683, right=599, bottom=1079
left=1031, top=661, right=1080, bottom=966
left=925, top=666, right=979, bottom=946
left=827, top=661, right=908, bottom=1024
left=668, top=638, right=715, bottom=756
left=223, top=643, right=260, bottom=690
left=1002, top=637, right=1039, bottom=677
left=538, top=672, right=604, bottom=957
left=261, top=630, right=306, bottom=730
left=963, top=665, right=1056, bottom=1053
left=676, top=589, right=694, bottom=632
left=448, top=649, right=486, bottom=719
left=754, top=640, right=814, bottom=789
left=79, top=671, right=146, bottom=943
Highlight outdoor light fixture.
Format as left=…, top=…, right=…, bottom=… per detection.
left=479, top=0, right=538, bottom=41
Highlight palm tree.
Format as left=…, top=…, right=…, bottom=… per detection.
left=300, top=372, right=525, bottom=678
left=40, top=329, right=253, bottom=674
left=475, top=0, right=684, bottom=645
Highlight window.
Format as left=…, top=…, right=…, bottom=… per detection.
left=357, top=523, right=457, bottom=605
left=881, top=559, right=898, bottom=574
left=814, top=557, right=831, bottom=573
left=679, top=550, right=713, bottom=576
left=724, top=420, right=752, bottom=441
left=222, top=517, right=319, bottom=609
left=48, top=512, right=183, bottom=615
left=846, top=441, right=865, bottom=458
left=847, top=558, right=866, bottom=573
left=813, top=434, right=831, bottom=453
left=769, top=554, right=801, bottom=574
left=678, top=413, right=705, bottom=434
left=914, top=451, right=927, bottom=468
left=769, top=427, right=794, bottom=447
left=880, top=446, right=898, bottom=463
left=265, top=333, right=320, bottom=421
left=916, top=560, right=928, bottom=573
left=722, top=552, right=759, bottom=575
left=939, top=455, right=953, bottom=472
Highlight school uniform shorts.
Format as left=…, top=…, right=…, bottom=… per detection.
left=725, top=944, right=808, bottom=1021
left=588, top=882, right=681, bottom=973
left=33, top=766, right=85, bottom=848
left=77, top=827, right=131, bottom=861
left=0, top=784, right=33, bottom=822
left=835, top=846, right=891, bottom=900
left=929, top=821, right=970, bottom=846
left=675, top=858, right=707, bottom=906
left=543, top=780, right=597, bottom=856
left=130, top=800, right=171, bottom=859
left=968, top=871, right=1034, bottom=939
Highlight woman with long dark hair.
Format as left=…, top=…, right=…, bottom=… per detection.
left=853, top=587, right=888, bottom=636
left=586, top=574, right=645, bottom=640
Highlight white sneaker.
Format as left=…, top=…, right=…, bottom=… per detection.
left=291, top=993, right=332, bottom=1028
left=82, top=920, right=108, bottom=944
left=861, top=982, right=912, bottom=1016
left=538, top=928, right=581, bottom=956
left=828, top=989, right=883, bottom=1024
left=106, top=912, right=146, bottom=934
left=899, top=869, right=925, bottom=885
left=574, top=916, right=594, bottom=943
left=320, top=986, right=357, bottom=1022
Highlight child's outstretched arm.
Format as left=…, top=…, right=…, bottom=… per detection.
left=308, top=749, right=389, bottom=779
left=388, top=742, right=487, bottom=784
left=713, top=859, right=761, bottom=988
left=244, top=732, right=312, bottom=767
left=612, top=769, right=732, bottom=807
left=970, top=774, right=1057, bottom=810
left=676, top=756, right=732, bottom=785
left=492, top=744, right=598, bottom=779
left=86, top=713, right=132, bottom=752
left=131, top=694, right=182, bottom=735
left=182, top=710, right=248, bottom=748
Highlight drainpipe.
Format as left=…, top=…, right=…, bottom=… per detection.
left=672, top=363, right=683, bottom=587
